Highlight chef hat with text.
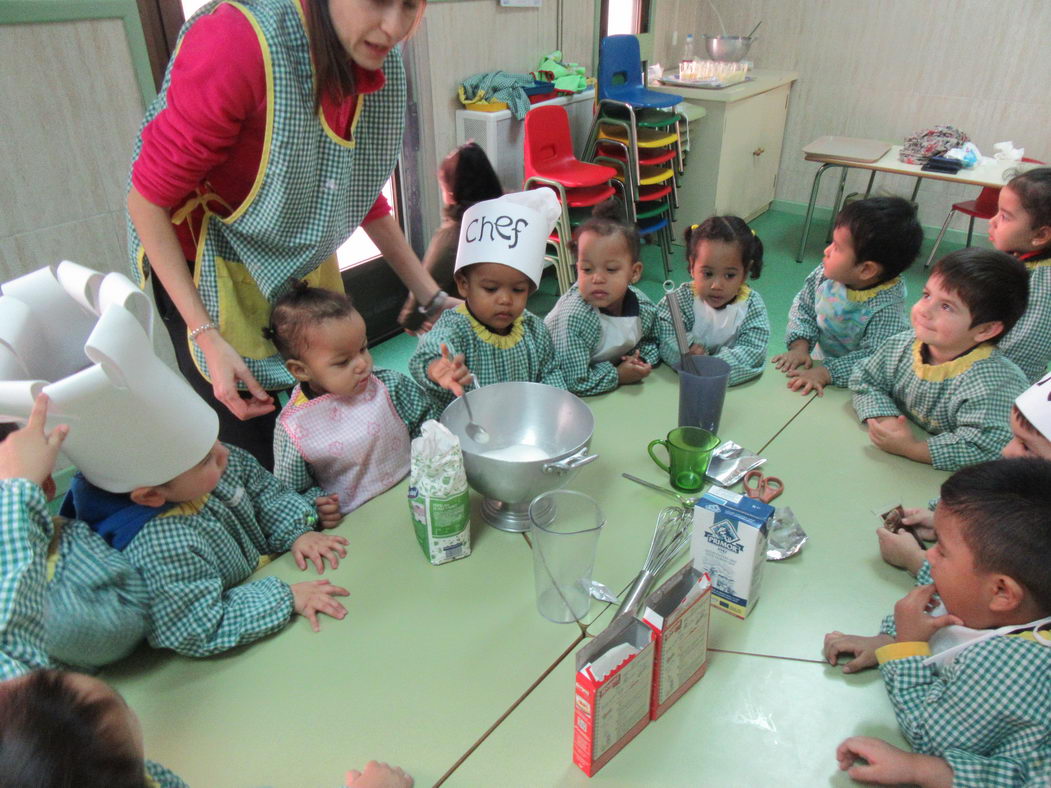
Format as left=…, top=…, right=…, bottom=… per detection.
left=454, top=189, right=562, bottom=289
left=1015, top=373, right=1051, bottom=442
left=0, top=261, right=219, bottom=492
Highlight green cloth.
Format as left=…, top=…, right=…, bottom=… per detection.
left=850, top=330, right=1029, bottom=471
left=409, top=305, right=567, bottom=412
left=999, top=260, right=1051, bottom=383
left=544, top=284, right=660, bottom=396
left=273, top=368, right=436, bottom=500
left=785, top=266, right=910, bottom=387
left=656, top=282, right=770, bottom=386
left=124, top=445, right=317, bottom=657
left=459, top=70, right=536, bottom=119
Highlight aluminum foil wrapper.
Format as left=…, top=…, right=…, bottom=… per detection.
left=705, top=440, right=766, bottom=487
left=766, top=506, right=808, bottom=561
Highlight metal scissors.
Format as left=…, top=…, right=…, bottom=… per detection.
left=742, top=469, right=783, bottom=504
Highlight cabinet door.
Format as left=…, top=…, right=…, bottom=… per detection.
left=718, top=86, right=790, bottom=220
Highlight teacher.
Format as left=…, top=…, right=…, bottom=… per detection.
left=126, top=0, right=443, bottom=469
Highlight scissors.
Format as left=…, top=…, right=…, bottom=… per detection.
left=742, top=469, right=783, bottom=504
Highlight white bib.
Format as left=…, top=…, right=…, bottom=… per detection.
left=689, top=296, right=747, bottom=351
left=924, top=604, right=1051, bottom=668
left=592, top=313, right=642, bottom=363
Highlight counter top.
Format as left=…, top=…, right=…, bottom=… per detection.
left=651, top=68, right=798, bottom=103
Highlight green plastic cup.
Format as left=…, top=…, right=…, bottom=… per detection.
left=647, top=426, right=720, bottom=493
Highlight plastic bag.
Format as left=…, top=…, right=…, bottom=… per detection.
left=943, top=141, right=981, bottom=168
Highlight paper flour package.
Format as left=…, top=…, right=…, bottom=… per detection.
left=407, top=420, right=471, bottom=565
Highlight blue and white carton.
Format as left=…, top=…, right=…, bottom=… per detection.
left=691, top=486, right=774, bottom=618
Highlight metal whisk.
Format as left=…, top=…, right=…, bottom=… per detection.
left=613, top=506, right=693, bottom=621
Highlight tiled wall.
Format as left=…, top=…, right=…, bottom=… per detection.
left=652, top=0, right=1051, bottom=230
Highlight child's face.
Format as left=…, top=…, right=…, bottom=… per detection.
left=910, top=273, right=999, bottom=354
left=289, top=313, right=373, bottom=397
left=1002, top=408, right=1051, bottom=460
left=690, top=239, right=745, bottom=309
left=988, top=185, right=1049, bottom=255
left=455, top=263, right=531, bottom=331
left=926, top=504, right=994, bottom=628
left=823, top=225, right=882, bottom=288
left=575, top=231, right=642, bottom=312
left=159, top=441, right=229, bottom=503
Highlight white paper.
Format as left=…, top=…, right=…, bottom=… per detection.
left=584, top=642, right=639, bottom=683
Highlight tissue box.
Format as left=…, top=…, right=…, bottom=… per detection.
left=573, top=617, right=655, bottom=776
left=693, top=486, right=773, bottom=619
left=642, top=563, right=712, bottom=720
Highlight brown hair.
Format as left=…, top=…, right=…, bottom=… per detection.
left=264, top=281, right=357, bottom=359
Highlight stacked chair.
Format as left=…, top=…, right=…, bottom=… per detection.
left=523, top=104, right=624, bottom=293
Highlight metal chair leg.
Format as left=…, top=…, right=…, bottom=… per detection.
left=924, top=208, right=956, bottom=268
left=966, top=216, right=975, bottom=247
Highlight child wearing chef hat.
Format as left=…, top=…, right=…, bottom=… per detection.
left=409, top=189, right=568, bottom=410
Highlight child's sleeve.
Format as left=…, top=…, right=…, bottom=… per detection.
left=713, top=291, right=770, bottom=386
left=534, top=318, right=568, bottom=390
left=636, top=295, right=662, bottom=367
left=925, top=363, right=1027, bottom=471
left=823, top=301, right=910, bottom=387
left=850, top=335, right=906, bottom=421
left=233, top=448, right=318, bottom=550
left=0, top=479, right=53, bottom=679
left=656, top=285, right=695, bottom=366
left=272, top=421, right=325, bottom=502
left=544, top=295, right=618, bottom=396
left=877, top=639, right=1051, bottom=788
left=408, top=310, right=463, bottom=411
left=784, top=266, right=821, bottom=349
left=128, top=524, right=295, bottom=657
left=375, top=368, right=437, bottom=437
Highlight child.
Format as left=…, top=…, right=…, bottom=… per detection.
left=989, top=167, right=1051, bottom=382
left=773, top=196, right=922, bottom=396
left=399, top=142, right=503, bottom=332
left=409, top=190, right=567, bottom=409
left=543, top=201, right=659, bottom=395
left=827, top=458, right=1051, bottom=787
left=268, top=284, right=435, bottom=520
left=657, top=216, right=770, bottom=385
left=850, top=248, right=1030, bottom=470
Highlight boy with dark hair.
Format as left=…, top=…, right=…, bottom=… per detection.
left=774, top=196, right=923, bottom=395
left=850, top=248, right=1030, bottom=470
left=828, top=458, right=1051, bottom=787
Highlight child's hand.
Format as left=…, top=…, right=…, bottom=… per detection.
left=822, top=631, right=893, bottom=674
left=0, top=394, right=68, bottom=486
left=291, top=579, right=349, bottom=632
left=771, top=343, right=811, bottom=373
left=686, top=343, right=707, bottom=356
left=786, top=364, right=831, bottom=396
left=893, top=584, right=962, bottom=643
left=427, top=343, right=473, bottom=396
left=836, top=736, right=952, bottom=786
left=292, top=531, right=349, bottom=573
left=315, top=494, right=342, bottom=529
left=866, top=416, right=930, bottom=462
left=876, top=528, right=926, bottom=575
left=616, top=352, right=651, bottom=384
left=345, top=761, right=413, bottom=788
left=901, top=507, right=935, bottom=541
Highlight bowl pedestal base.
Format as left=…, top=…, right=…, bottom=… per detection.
left=481, top=494, right=554, bottom=533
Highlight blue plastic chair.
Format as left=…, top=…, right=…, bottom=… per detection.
left=598, top=35, right=681, bottom=108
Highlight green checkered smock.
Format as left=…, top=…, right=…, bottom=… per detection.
left=785, top=266, right=909, bottom=387
left=273, top=368, right=435, bottom=500
left=543, top=284, right=660, bottom=396
left=850, top=331, right=1029, bottom=470
left=409, top=305, right=567, bottom=412
left=0, top=479, right=186, bottom=787
left=999, top=259, right=1051, bottom=383
left=123, top=445, right=318, bottom=657
left=656, top=282, right=770, bottom=386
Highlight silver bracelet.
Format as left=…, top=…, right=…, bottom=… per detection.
left=189, top=321, right=219, bottom=344
left=419, top=289, right=448, bottom=317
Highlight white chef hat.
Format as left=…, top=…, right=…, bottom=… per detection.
left=454, top=188, right=562, bottom=289
left=0, top=261, right=219, bottom=492
left=1014, top=373, right=1051, bottom=442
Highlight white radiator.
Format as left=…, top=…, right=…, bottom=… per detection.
left=455, top=89, right=596, bottom=193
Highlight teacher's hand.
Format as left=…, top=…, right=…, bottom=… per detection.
left=196, top=330, right=275, bottom=420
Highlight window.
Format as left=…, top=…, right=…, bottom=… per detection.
left=336, top=175, right=396, bottom=270
left=601, top=0, right=651, bottom=38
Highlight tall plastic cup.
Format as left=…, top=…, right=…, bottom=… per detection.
left=528, top=490, right=604, bottom=623
left=678, top=355, right=731, bottom=433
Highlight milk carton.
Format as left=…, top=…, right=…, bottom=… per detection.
left=692, top=486, right=773, bottom=618
left=407, top=421, right=471, bottom=565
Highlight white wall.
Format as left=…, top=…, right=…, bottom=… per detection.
left=652, top=0, right=1051, bottom=230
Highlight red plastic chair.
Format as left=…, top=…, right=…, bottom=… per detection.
left=524, top=105, right=617, bottom=188
left=925, top=157, right=1043, bottom=267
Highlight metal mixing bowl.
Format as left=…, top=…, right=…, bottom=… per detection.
left=441, top=382, right=598, bottom=532
left=703, top=35, right=753, bottom=62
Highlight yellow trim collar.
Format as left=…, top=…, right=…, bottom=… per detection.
left=912, top=340, right=993, bottom=382
left=1025, top=258, right=1051, bottom=272
left=456, top=304, right=524, bottom=349
left=690, top=282, right=751, bottom=305
left=159, top=494, right=211, bottom=518
left=846, top=276, right=900, bottom=303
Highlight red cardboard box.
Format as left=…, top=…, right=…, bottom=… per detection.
left=573, top=617, right=655, bottom=776
left=641, top=563, right=712, bottom=720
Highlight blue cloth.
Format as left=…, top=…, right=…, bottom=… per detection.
left=59, top=473, right=171, bottom=551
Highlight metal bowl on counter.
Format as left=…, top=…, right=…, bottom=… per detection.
left=441, top=382, right=598, bottom=532
left=703, top=35, right=754, bottom=62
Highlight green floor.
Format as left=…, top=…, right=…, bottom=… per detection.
left=370, top=208, right=970, bottom=374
